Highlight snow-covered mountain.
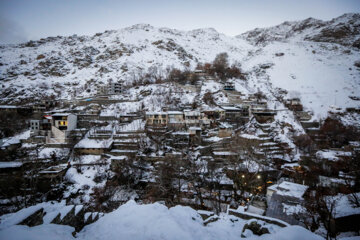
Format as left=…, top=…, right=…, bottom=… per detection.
left=0, top=13, right=359, bottom=118
left=239, top=13, right=360, bottom=47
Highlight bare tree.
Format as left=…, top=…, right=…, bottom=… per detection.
left=303, top=190, right=340, bottom=240
left=213, top=52, right=229, bottom=80
left=227, top=135, right=265, bottom=200
left=189, top=158, right=208, bottom=207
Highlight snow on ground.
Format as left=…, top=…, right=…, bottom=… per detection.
left=200, top=80, right=222, bottom=95
left=38, top=147, right=70, bottom=159
left=0, top=224, right=74, bottom=240
left=100, top=101, right=142, bottom=116
left=117, top=119, right=145, bottom=132
left=339, top=112, right=360, bottom=128
left=282, top=203, right=306, bottom=216
left=70, top=155, right=101, bottom=164
left=0, top=200, right=324, bottom=240
left=77, top=201, right=323, bottom=240
left=64, top=164, right=108, bottom=203
left=0, top=130, right=30, bottom=148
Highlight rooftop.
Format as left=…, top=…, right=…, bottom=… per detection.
left=268, top=181, right=308, bottom=199
left=0, top=161, right=23, bottom=168
left=75, top=138, right=113, bottom=149
left=52, top=113, right=73, bottom=117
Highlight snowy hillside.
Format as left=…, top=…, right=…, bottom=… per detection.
left=239, top=12, right=360, bottom=117
left=0, top=24, right=252, bottom=103
left=241, top=40, right=360, bottom=117
left=0, top=13, right=359, bottom=118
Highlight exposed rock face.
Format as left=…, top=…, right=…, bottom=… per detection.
left=16, top=204, right=100, bottom=232
left=306, top=14, right=360, bottom=47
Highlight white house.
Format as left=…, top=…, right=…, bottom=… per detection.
left=46, top=113, right=77, bottom=144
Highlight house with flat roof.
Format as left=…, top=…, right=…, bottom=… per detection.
left=266, top=181, right=309, bottom=225
left=167, top=111, right=185, bottom=129
left=224, top=80, right=235, bottom=91
left=30, top=115, right=52, bottom=136
left=145, top=112, right=168, bottom=126
left=74, top=137, right=113, bottom=155
left=46, top=113, right=77, bottom=144
left=184, top=110, right=200, bottom=126
left=220, top=105, right=249, bottom=123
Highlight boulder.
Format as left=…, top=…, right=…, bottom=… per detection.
left=241, top=220, right=270, bottom=238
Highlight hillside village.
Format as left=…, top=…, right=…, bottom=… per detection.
left=0, top=13, right=360, bottom=240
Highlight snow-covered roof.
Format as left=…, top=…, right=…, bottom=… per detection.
left=213, top=151, right=237, bottom=156
left=220, top=106, right=240, bottom=111
left=333, top=193, right=360, bottom=218
left=240, top=134, right=260, bottom=140
left=71, top=155, right=102, bottom=164
left=167, top=111, right=183, bottom=115
left=203, top=136, right=222, bottom=142
left=110, top=156, right=128, bottom=161
left=0, top=161, right=23, bottom=168
left=189, top=127, right=201, bottom=130
left=316, top=150, right=352, bottom=161
left=0, top=105, right=18, bottom=109
left=0, top=137, right=20, bottom=148
left=52, top=113, right=73, bottom=117
left=183, top=111, right=200, bottom=116
left=201, top=106, right=224, bottom=112
left=39, top=164, right=68, bottom=174
left=75, top=138, right=113, bottom=149
left=268, top=181, right=308, bottom=199
left=146, top=112, right=167, bottom=115
left=219, top=122, right=233, bottom=129
left=172, top=132, right=190, bottom=136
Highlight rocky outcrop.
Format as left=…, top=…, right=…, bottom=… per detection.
left=17, top=204, right=102, bottom=232
left=241, top=220, right=270, bottom=238
left=18, top=208, right=44, bottom=227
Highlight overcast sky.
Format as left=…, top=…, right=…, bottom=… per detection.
left=0, top=0, right=359, bottom=44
